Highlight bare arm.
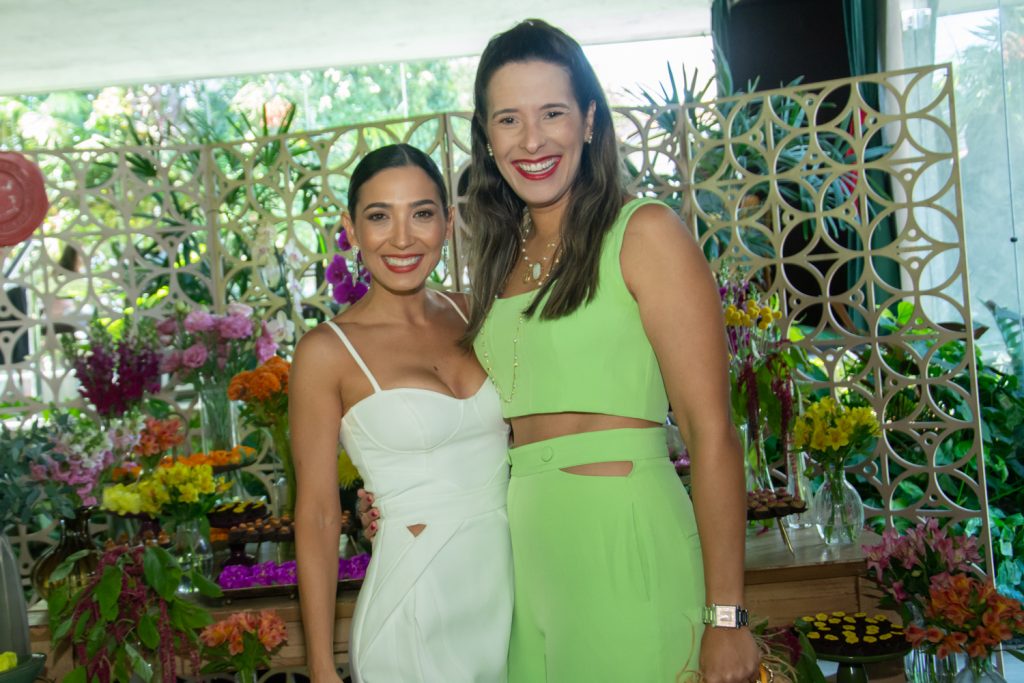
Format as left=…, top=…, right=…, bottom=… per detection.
left=621, top=203, right=759, bottom=683
left=291, top=329, right=345, bottom=682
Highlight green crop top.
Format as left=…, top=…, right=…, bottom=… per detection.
left=474, top=198, right=668, bottom=422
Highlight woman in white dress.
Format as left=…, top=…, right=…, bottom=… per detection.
left=292, top=144, right=513, bottom=683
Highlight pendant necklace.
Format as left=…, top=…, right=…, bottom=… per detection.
left=519, top=211, right=560, bottom=285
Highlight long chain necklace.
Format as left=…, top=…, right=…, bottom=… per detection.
left=519, top=211, right=561, bottom=285
left=482, top=212, right=561, bottom=404
left=479, top=305, right=527, bottom=404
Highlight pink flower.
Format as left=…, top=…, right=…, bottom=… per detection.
left=218, top=314, right=254, bottom=340
left=156, top=317, right=178, bottom=336
left=226, top=303, right=254, bottom=318
left=160, top=350, right=182, bottom=374
left=181, top=343, right=209, bottom=369
left=255, top=326, right=277, bottom=364
left=184, top=311, right=216, bottom=333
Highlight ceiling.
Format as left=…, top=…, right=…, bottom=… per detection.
left=0, top=0, right=711, bottom=96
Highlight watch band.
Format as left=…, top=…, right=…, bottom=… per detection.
left=701, top=603, right=749, bottom=628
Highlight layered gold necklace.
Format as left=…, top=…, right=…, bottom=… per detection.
left=519, top=211, right=560, bottom=285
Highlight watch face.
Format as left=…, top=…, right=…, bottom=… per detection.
left=714, top=605, right=737, bottom=627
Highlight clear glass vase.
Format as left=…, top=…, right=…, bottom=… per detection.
left=785, top=450, right=813, bottom=529
left=954, top=657, right=1006, bottom=683
left=810, top=468, right=864, bottom=545
left=173, top=518, right=213, bottom=594
left=0, top=532, right=30, bottom=657
left=904, top=648, right=957, bottom=683
left=198, top=379, right=239, bottom=453
left=30, top=507, right=99, bottom=598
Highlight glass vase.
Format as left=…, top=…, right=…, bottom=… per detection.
left=172, top=518, right=213, bottom=594
left=739, top=421, right=773, bottom=493
left=810, top=468, right=864, bottom=545
left=267, top=425, right=294, bottom=519
left=904, top=648, right=957, bottom=683
left=198, top=379, right=239, bottom=453
left=954, top=657, right=1005, bottom=683
left=0, top=532, right=30, bottom=658
left=30, top=507, right=99, bottom=599
left=785, top=450, right=813, bottom=529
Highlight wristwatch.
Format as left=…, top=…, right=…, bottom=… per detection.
left=701, top=603, right=749, bottom=628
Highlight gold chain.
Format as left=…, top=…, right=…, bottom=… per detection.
left=480, top=307, right=526, bottom=404
left=519, top=211, right=560, bottom=285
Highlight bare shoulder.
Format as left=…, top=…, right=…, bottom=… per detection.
left=620, top=202, right=706, bottom=291
left=292, top=322, right=345, bottom=371
left=438, top=290, right=470, bottom=316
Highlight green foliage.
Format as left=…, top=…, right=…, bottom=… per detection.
left=0, top=422, right=61, bottom=530
left=49, top=543, right=221, bottom=683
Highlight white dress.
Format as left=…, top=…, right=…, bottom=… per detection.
left=323, top=296, right=512, bottom=683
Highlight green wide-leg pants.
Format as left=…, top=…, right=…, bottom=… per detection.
left=507, top=427, right=706, bottom=683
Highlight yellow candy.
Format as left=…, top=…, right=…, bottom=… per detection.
left=828, top=618, right=841, bottom=624
left=808, top=632, right=820, bottom=639
left=814, top=622, right=829, bottom=629
left=825, top=634, right=839, bottom=641
left=842, top=625, right=855, bottom=631
left=880, top=634, right=892, bottom=640
left=832, top=611, right=846, bottom=617
left=801, top=616, right=815, bottom=622
left=864, top=636, right=877, bottom=643
left=0, top=652, right=16, bottom=673
left=815, top=612, right=828, bottom=621
left=866, top=626, right=879, bottom=634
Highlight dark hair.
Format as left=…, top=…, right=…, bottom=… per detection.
left=347, top=143, right=449, bottom=215
left=462, top=18, right=624, bottom=345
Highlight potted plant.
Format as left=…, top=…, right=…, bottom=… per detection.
left=47, top=542, right=221, bottom=683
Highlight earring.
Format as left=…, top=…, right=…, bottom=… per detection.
left=486, top=143, right=494, bottom=158
left=353, top=246, right=361, bottom=263
left=441, top=238, right=450, bottom=261
left=585, top=131, right=593, bottom=144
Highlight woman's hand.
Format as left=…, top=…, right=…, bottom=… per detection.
left=356, top=488, right=380, bottom=540
left=699, top=627, right=762, bottom=683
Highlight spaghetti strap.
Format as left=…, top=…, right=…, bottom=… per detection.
left=435, top=291, right=468, bottom=324
left=323, top=320, right=382, bottom=393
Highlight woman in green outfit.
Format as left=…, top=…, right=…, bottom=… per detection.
left=461, top=19, right=761, bottom=683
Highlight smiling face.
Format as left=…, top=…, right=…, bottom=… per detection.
left=485, top=60, right=595, bottom=214
left=344, top=165, right=452, bottom=295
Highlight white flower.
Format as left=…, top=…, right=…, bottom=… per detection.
left=282, top=242, right=305, bottom=270
left=266, top=310, right=295, bottom=344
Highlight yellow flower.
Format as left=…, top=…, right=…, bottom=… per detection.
left=0, top=651, right=17, bottom=672
left=338, top=449, right=361, bottom=489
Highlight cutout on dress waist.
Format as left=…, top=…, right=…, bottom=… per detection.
left=407, top=524, right=426, bottom=537
left=561, top=461, right=634, bottom=477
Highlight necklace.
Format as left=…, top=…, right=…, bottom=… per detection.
left=479, top=303, right=527, bottom=404
left=519, top=211, right=560, bottom=285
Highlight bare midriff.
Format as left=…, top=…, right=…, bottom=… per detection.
left=511, top=412, right=660, bottom=476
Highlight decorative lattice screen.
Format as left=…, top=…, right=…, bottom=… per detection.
left=1, top=64, right=990, bottom=603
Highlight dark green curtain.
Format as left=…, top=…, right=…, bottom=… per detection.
left=842, top=0, right=901, bottom=314
left=710, top=0, right=734, bottom=94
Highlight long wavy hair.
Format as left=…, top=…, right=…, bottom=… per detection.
left=461, top=18, right=625, bottom=345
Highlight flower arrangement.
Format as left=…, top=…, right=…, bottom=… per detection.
left=230, top=357, right=293, bottom=514
left=158, top=302, right=277, bottom=388
left=325, top=228, right=369, bottom=305
left=862, top=518, right=982, bottom=616
left=792, top=397, right=880, bottom=473
left=199, top=609, right=287, bottom=680
left=48, top=542, right=221, bottom=683
left=27, top=412, right=136, bottom=517
left=131, top=416, right=185, bottom=473
left=217, top=554, right=370, bottom=590
left=718, top=265, right=800, bottom=490
left=101, top=461, right=231, bottom=528
left=905, top=573, right=1024, bottom=663
left=61, top=314, right=162, bottom=419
